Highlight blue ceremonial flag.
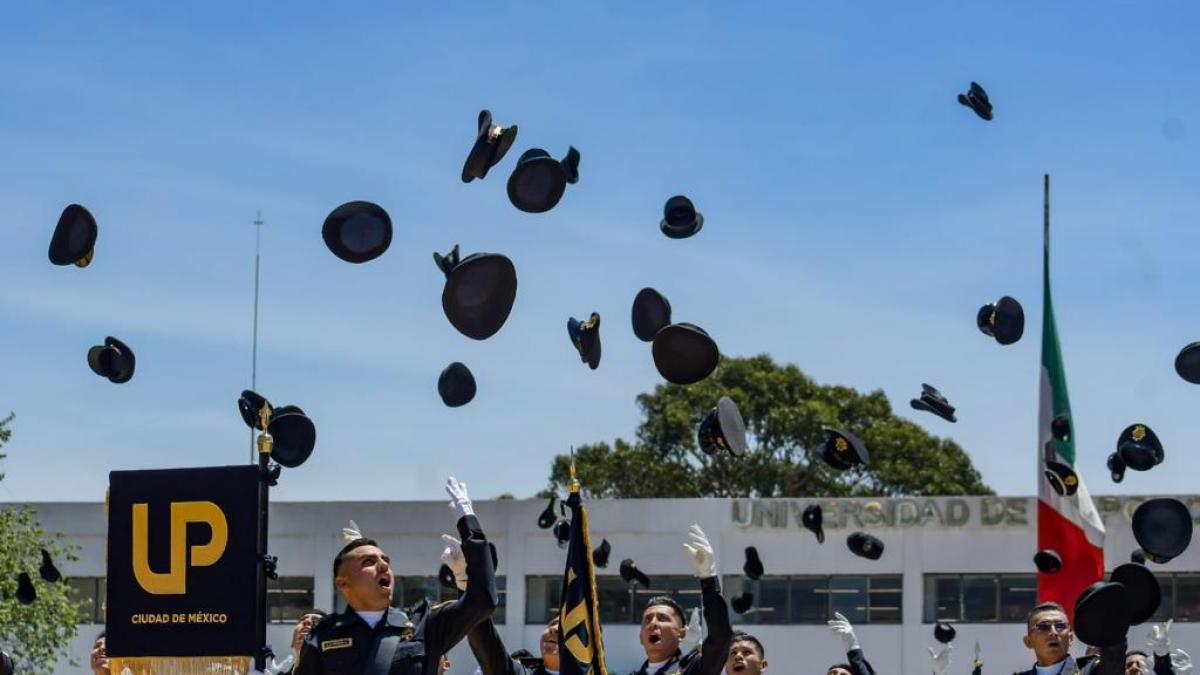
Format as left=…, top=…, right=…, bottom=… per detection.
left=558, top=488, right=609, bottom=675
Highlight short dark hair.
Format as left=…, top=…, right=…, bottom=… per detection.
left=641, top=596, right=685, bottom=626
left=1126, top=651, right=1150, bottom=660
left=730, top=632, right=765, bottom=658
left=827, top=664, right=853, bottom=675
left=1026, top=601, right=1067, bottom=630
left=333, top=537, right=379, bottom=577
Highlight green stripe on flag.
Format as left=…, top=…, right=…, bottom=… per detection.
left=1042, top=232, right=1074, bottom=466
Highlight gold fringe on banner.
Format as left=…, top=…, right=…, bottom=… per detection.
left=109, top=656, right=254, bottom=675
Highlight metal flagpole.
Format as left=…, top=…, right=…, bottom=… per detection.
left=251, top=212, right=264, bottom=463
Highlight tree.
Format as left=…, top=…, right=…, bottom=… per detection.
left=546, top=355, right=992, bottom=499
left=0, top=413, right=84, bottom=675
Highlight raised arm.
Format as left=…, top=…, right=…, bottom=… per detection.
left=683, top=524, right=732, bottom=675
left=425, top=478, right=500, bottom=658
left=827, top=613, right=876, bottom=675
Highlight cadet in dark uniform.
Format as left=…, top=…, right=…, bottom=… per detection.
left=826, top=612, right=876, bottom=675
left=294, top=478, right=497, bottom=675
left=1, top=648, right=13, bottom=675
left=439, top=530, right=560, bottom=675
left=629, top=525, right=732, bottom=675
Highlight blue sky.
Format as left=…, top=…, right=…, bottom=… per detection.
left=1, top=2, right=1198, bottom=502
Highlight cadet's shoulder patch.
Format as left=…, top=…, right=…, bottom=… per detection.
left=321, top=637, right=353, bottom=652
left=431, top=599, right=455, bottom=610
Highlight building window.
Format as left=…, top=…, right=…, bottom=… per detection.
left=67, top=577, right=106, bottom=624
left=526, top=576, right=704, bottom=625
left=924, top=574, right=1036, bottom=623
left=724, top=575, right=903, bottom=625
left=267, top=577, right=315, bottom=624
left=333, top=576, right=506, bottom=624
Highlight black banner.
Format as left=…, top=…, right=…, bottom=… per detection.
left=558, top=491, right=609, bottom=675
left=106, top=465, right=261, bottom=657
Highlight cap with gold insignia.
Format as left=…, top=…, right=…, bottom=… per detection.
left=1116, top=423, right=1164, bottom=472
left=462, top=109, right=517, bottom=183
left=567, top=313, right=602, bottom=370
left=698, top=396, right=747, bottom=457
left=977, top=296, right=1024, bottom=345
left=822, top=429, right=869, bottom=471
left=48, top=204, right=98, bottom=267
left=1043, top=460, right=1079, bottom=497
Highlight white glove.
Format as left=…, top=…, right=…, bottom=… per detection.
left=681, top=524, right=717, bottom=579
left=827, top=611, right=860, bottom=652
left=929, top=645, right=953, bottom=675
left=445, top=477, right=474, bottom=518
left=341, top=520, right=364, bottom=544
left=267, top=655, right=293, bottom=675
left=973, top=640, right=982, bottom=669
left=684, top=607, right=703, bottom=649
left=441, top=534, right=467, bottom=591
left=1148, top=619, right=1173, bottom=656
left=1173, top=649, right=1193, bottom=675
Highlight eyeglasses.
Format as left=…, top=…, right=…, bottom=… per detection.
left=1033, top=620, right=1069, bottom=634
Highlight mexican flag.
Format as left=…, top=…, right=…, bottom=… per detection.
left=1037, top=174, right=1105, bottom=618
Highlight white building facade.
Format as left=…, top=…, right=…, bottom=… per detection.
left=26, top=494, right=1200, bottom=674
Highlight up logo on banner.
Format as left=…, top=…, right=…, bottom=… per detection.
left=132, top=501, right=228, bottom=595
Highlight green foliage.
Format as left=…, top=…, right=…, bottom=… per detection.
left=547, top=355, right=992, bottom=499
left=0, top=413, right=85, bottom=675
left=0, top=411, right=12, bottom=482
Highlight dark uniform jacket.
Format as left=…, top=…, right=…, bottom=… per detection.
left=1155, top=653, right=1177, bottom=675
left=1013, top=641, right=1127, bottom=675
left=628, top=577, right=733, bottom=675
left=0, top=649, right=13, bottom=675
left=466, top=617, right=554, bottom=675
left=846, top=647, right=876, bottom=675
left=294, top=515, right=498, bottom=675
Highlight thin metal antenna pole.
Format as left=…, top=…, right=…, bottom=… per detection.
left=251, top=211, right=264, bottom=463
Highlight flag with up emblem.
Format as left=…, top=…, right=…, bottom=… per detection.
left=557, top=466, right=609, bottom=675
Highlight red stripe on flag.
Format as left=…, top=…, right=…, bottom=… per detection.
left=1037, top=500, right=1104, bottom=622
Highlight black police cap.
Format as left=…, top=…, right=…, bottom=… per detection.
left=268, top=405, right=316, bottom=468
left=1132, top=498, right=1193, bottom=564
left=730, top=592, right=754, bottom=614
left=1174, top=342, right=1200, bottom=384
left=619, top=558, right=651, bottom=587
left=1043, top=460, right=1078, bottom=497
left=1131, top=549, right=1147, bottom=565
left=652, top=323, right=719, bottom=385
left=1033, top=549, right=1062, bottom=574
left=238, top=390, right=272, bottom=430
left=434, top=244, right=518, bottom=341
left=847, top=531, right=884, bottom=560
left=934, top=621, right=956, bottom=644
left=822, top=429, right=869, bottom=471
left=39, top=549, right=61, bottom=583
left=1116, top=423, right=1164, bottom=472
left=567, top=313, right=602, bottom=370
left=977, top=296, right=1024, bottom=345
left=507, top=147, right=580, bottom=213
left=592, top=538, right=611, bottom=569
left=632, top=288, right=672, bottom=342
left=957, top=81, right=993, bottom=121
left=910, top=383, right=957, bottom=423
left=1110, top=562, right=1161, bottom=626
left=698, top=396, right=748, bottom=457
left=1073, top=582, right=1130, bottom=647
left=438, top=362, right=477, bottom=408
left=803, top=504, right=825, bottom=544
left=87, top=336, right=135, bottom=384
left=438, top=564, right=457, bottom=590
left=553, top=519, right=570, bottom=549
left=660, top=195, right=704, bottom=239
left=537, top=495, right=557, bottom=530
left=1051, top=414, right=1071, bottom=442
left=322, top=201, right=392, bottom=264
left=1107, top=452, right=1127, bottom=484
left=48, top=204, right=98, bottom=267
left=462, top=109, right=517, bottom=183
left=16, top=572, right=35, bottom=605
left=743, top=546, right=763, bottom=580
